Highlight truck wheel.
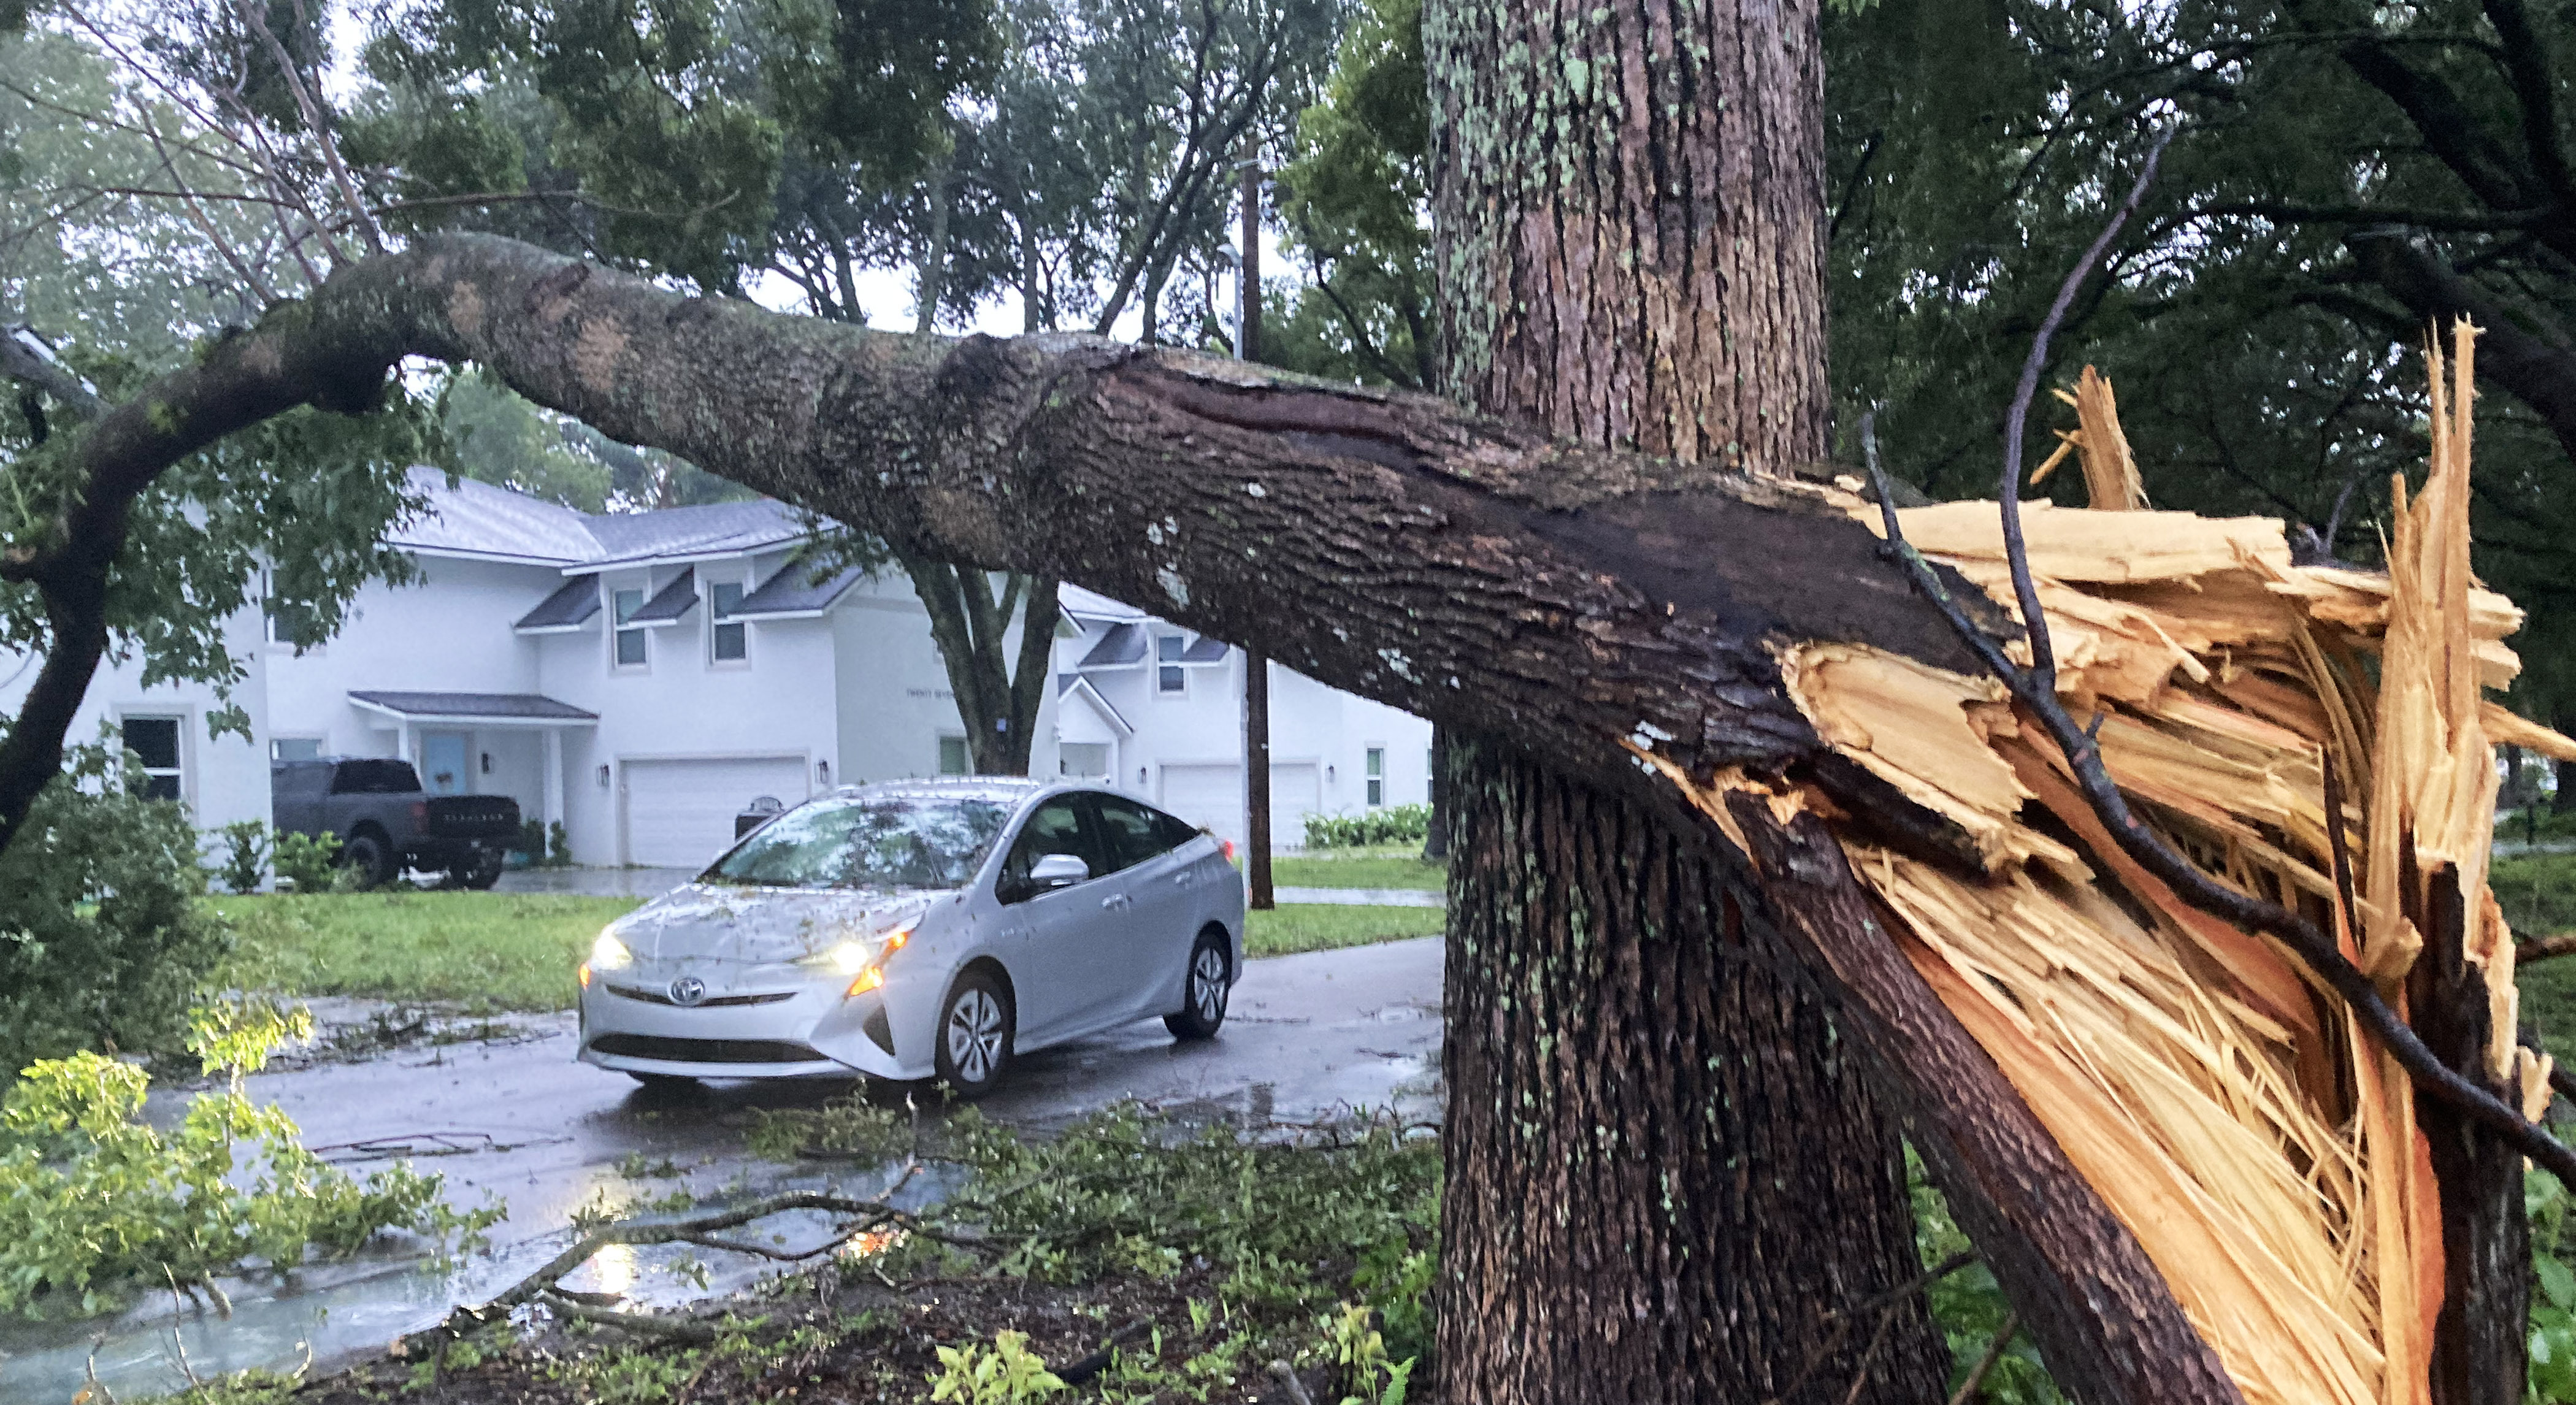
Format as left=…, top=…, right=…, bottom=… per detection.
left=341, top=829, right=399, bottom=889
left=455, top=846, right=505, bottom=890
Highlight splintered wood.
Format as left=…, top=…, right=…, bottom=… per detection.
left=1666, top=331, right=2570, bottom=1405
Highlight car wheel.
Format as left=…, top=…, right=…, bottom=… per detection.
left=342, top=829, right=399, bottom=889
left=1164, top=931, right=1231, bottom=1041
left=456, top=846, right=505, bottom=890
left=934, top=970, right=1014, bottom=1098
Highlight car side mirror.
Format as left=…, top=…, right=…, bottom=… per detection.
left=1030, top=852, right=1090, bottom=890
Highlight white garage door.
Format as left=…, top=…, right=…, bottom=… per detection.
left=622, top=756, right=810, bottom=868
left=1157, top=761, right=1322, bottom=850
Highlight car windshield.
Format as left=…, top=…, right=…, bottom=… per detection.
left=702, top=797, right=1014, bottom=890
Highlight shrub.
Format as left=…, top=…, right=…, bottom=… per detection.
left=1304, top=803, right=1432, bottom=849
left=0, top=733, right=229, bottom=1077
left=516, top=817, right=545, bottom=862
left=548, top=819, right=572, bottom=867
left=0, top=996, right=496, bottom=1318
left=216, top=819, right=271, bottom=894
left=272, top=830, right=341, bottom=892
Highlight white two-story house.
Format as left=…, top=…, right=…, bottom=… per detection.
left=7, top=470, right=1429, bottom=870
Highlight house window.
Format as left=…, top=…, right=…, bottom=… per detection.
left=1157, top=635, right=1187, bottom=695
left=272, top=737, right=324, bottom=762
left=1365, top=746, right=1386, bottom=808
left=710, top=581, right=748, bottom=663
left=613, top=588, right=648, bottom=667
left=265, top=594, right=318, bottom=651
left=938, top=735, right=971, bottom=776
left=123, top=716, right=183, bottom=802
left=1061, top=742, right=1111, bottom=779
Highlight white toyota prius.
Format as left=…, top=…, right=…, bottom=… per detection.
left=577, top=778, right=1246, bottom=1096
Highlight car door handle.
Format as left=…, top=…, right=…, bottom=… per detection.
left=1100, top=894, right=1130, bottom=911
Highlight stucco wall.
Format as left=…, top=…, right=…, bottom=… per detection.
left=0, top=602, right=274, bottom=871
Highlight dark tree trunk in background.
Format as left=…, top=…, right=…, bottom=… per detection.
left=1241, top=161, right=1275, bottom=909
left=1426, top=0, right=1945, bottom=1399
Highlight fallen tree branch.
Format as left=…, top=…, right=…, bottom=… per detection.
left=2518, top=932, right=2576, bottom=965
left=1054, top=1315, right=1157, bottom=1385
left=539, top=1292, right=721, bottom=1344
left=1863, top=126, right=2576, bottom=1193
left=400, top=1168, right=929, bottom=1355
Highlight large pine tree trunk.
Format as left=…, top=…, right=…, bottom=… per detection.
left=1426, top=0, right=1946, bottom=1398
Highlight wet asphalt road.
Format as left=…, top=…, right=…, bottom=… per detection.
left=0, top=938, right=1443, bottom=1402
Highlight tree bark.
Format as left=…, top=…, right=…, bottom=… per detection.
left=1440, top=735, right=1946, bottom=1404
left=2411, top=873, right=2532, bottom=1405
left=1425, top=1, right=1945, bottom=1401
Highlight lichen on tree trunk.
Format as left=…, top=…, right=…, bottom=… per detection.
left=1439, top=735, right=1945, bottom=1404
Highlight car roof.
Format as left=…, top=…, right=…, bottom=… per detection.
left=823, top=776, right=1059, bottom=806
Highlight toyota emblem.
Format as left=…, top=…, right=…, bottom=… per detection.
left=668, top=976, right=707, bottom=1007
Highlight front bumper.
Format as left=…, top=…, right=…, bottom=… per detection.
left=578, top=967, right=913, bottom=1080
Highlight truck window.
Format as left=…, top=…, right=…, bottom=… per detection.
left=331, top=759, right=423, bottom=794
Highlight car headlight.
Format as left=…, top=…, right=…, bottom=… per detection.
left=813, top=940, right=875, bottom=975
left=590, top=932, right=634, bottom=970
left=809, top=916, right=919, bottom=992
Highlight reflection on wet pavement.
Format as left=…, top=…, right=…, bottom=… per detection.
left=0, top=938, right=1443, bottom=1401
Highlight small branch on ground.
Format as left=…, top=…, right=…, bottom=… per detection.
left=1055, top=1316, right=1157, bottom=1384
left=2519, top=932, right=2576, bottom=965
left=400, top=1166, right=932, bottom=1355
left=1268, top=1359, right=1319, bottom=1405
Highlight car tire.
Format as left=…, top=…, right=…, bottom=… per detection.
left=1164, top=930, right=1231, bottom=1041
left=455, top=846, right=505, bottom=890
left=341, top=829, right=399, bottom=889
left=933, top=970, right=1014, bottom=1098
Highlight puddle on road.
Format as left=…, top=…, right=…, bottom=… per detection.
left=0, top=1161, right=949, bottom=1404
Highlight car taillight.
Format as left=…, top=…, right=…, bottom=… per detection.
left=410, top=801, right=428, bottom=824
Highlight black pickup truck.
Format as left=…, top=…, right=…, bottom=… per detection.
left=271, top=757, right=520, bottom=889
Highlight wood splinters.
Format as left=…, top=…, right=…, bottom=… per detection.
left=1708, top=323, right=2532, bottom=1405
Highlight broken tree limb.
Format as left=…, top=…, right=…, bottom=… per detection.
left=0, top=231, right=2000, bottom=861
left=1725, top=795, right=2245, bottom=1405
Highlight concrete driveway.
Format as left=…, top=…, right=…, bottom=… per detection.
left=0, top=939, right=1444, bottom=1403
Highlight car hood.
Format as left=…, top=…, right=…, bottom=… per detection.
left=611, top=883, right=945, bottom=966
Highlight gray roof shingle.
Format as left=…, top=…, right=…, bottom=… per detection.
left=734, top=563, right=867, bottom=617
left=1077, top=622, right=1147, bottom=668
left=515, top=576, right=601, bottom=631
left=348, top=691, right=599, bottom=721
left=627, top=567, right=700, bottom=624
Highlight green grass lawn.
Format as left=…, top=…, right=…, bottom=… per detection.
left=207, top=891, right=642, bottom=1014
left=205, top=891, right=1436, bottom=1013
left=1244, top=903, right=1443, bottom=957
left=1260, top=843, right=1447, bottom=892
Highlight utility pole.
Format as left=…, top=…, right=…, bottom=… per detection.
left=1240, top=158, right=1275, bottom=911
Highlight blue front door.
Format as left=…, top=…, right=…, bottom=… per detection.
left=423, top=733, right=469, bottom=795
